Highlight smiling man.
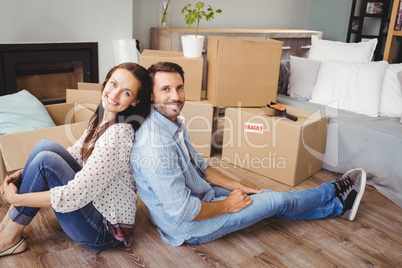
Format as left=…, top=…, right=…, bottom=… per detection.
left=131, top=61, right=366, bottom=247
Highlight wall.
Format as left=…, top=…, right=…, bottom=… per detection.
left=133, top=0, right=312, bottom=50
left=0, top=0, right=133, bottom=80
left=308, top=0, right=352, bottom=41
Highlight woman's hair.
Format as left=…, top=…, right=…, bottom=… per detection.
left=81, top=62, right=152, bottom=162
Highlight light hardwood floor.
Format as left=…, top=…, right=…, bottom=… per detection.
left=1, top=156, right=402, bottom=268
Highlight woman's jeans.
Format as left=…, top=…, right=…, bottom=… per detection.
left=186, top=184, right=343, bottom=244
left=8, top=139, right=121, bottom=250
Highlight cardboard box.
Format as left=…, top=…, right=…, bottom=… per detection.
left=180, top=100, right=214, bottom=157
left=221, top=106, right=329, bottom=186
left=0, top=103, right=93, bottom=200
left=77, top=82, right=103, bottom=91
left=66, top=88, right=101, bottom=112
left=140, top=49, right=203, bottom=101
left=207, top=36, right=282, bottom=107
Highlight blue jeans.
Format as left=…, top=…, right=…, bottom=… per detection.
left=186, top=184, right=343, bottom=244
left=8, top=139, right=121, bottom=250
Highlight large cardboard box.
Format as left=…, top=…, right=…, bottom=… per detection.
left=180, top=100, right=214, bottom=157
left=207, top=36, right=282, bottom=107
left=0, top=103, right=93, bottom=199
left=140, top=49, right=203, bottom=101
left=221, top=106, right=329, bottom=186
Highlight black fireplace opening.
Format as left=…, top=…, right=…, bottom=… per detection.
left=0, top=42, right=98, bottom=104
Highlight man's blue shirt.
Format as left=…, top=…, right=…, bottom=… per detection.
left=131, top=110, right=230, bottom=246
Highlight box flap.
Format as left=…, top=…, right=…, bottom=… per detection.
left=77, top=82, right=102, bottom=91
left=0, top=121, right=87, bottom=172
left=66, top=89, right=101, bottom=111
left=45, top=103, right=75, bottom=126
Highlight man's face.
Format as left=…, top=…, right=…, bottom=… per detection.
left=152, top=71, right=185, bottom=122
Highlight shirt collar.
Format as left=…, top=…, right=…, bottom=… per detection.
left=151, top=109, right=183, bottom=137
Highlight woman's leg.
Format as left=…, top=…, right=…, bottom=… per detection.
left=186, top=183, right=342, bottom=244
left=0, top=144, right=80, bottom=252
left=55, top=203, right=121, bottom=250
left=6, top=146, right=120, bottom=250
left=23, top=139, right=82, bottom=176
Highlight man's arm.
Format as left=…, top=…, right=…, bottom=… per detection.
left=193, top=166, right=262, bottom=221
left=204, top=166, right=262, bottom=194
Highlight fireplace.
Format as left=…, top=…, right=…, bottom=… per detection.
left=0, top=42, right=98, bottom=104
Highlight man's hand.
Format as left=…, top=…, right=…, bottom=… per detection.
left=224, top=189, right=253, bottom=213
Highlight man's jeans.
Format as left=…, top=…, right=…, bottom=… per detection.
left=8, top=139, right=121, bottom=250
left=186, top=184, right=343, bottom=244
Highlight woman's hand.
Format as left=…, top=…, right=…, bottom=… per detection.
left=4, top=169, right=23, bottom=184
left=1, top=180, right=19, bottom=205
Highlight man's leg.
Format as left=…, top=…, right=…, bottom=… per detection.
left=186, top=182, right=341, bottom=244
left=187, top=169, right=365, bottom=244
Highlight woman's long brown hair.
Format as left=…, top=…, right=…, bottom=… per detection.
left=80, top=62, right=152, bottom=163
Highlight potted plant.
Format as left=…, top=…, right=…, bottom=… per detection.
left=181, top=2, right=222, bottom=57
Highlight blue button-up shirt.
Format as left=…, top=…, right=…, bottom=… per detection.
left=131, top=110, right=230, bottom=246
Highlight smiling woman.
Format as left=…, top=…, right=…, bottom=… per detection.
left=0, top=62, right=152, bottom=257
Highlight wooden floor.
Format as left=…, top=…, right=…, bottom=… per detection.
left=1, top=156, right=402, bottom=268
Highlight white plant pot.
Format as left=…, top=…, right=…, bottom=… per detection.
left=181, top=35, right=205, bottom=58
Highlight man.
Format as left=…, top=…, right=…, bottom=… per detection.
left=131, top=62, right=366, bottom=247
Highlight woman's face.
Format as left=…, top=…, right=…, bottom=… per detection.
left=101, top=68, right=140, bottom=121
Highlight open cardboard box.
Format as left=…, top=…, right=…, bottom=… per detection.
left=0, top=102, right=93, bottom=201
left=67, top=82, right=102, bottom=112
left=221, top=106, right=329, bottom=186
left=66, top=88, right=101, bottom=112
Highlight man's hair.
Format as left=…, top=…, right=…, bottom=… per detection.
left=148, top=61, right=185, bottom=87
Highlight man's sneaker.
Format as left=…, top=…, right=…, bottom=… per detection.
left=331, top=168, right=366, bottom=221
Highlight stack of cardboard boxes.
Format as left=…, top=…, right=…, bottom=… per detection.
left=0, top=36, right=330, bottom=192
left=141, top=36, right=329, bottom=186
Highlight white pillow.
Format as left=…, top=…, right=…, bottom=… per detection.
left=310, top=60, right=388, bottom=117
left=0, top=90, right=55, bottom=135
left=308, top=35, right=377, bottom=62
left=379, top=64, right=402, bottom=118
left=288, top=56, right=321, bottom=101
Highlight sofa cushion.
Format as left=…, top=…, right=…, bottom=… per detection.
left=308, top=35, right=377, bottom=62
left=310, top=60, right=388, bottom=117
left=0, top=90, right=56, bottom=135
left=288, top=56, right=321, bottom=101
left=380, top=64, right=402, bottom=119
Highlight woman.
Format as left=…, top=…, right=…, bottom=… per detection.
left=0, top=62, right=152, bottom=256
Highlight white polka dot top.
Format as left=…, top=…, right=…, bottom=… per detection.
left=49, top=123, right=137, bottom=226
